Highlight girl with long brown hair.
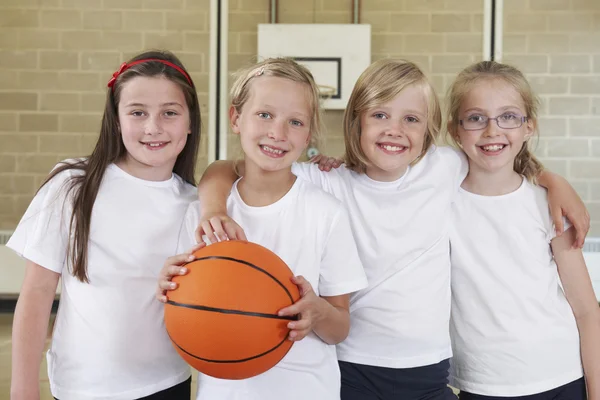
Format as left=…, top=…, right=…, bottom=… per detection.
left=8, top=50, right=201, bottom=400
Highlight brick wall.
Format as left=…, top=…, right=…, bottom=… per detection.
left=0, top=0, right=211, bottom=229
left=2, top=0, right=598, bottom=235
left=226, top=0, right=484, bottom=160
left=503, top=0, right=600, bottom=235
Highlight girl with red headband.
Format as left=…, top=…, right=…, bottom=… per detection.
left=8, top=50, right=201, bottom=400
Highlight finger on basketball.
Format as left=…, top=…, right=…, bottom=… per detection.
left=223, top=220, right=240, bottom=240
left=187, top=241, right=206, bottom=254
left=288, top=318, right=310, bottom=331
left=277, top=301, right=301, bottom=317
left=200, top=221, right=218, bottom=244
left=235, top=226, right=248, bottom=241
left=156, top=292, right=168, bottom=303
left=210, top=218, right=228, bottom=242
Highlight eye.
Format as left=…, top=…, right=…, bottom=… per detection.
left=499, top=112, right=519, bottom=121
left=131, top=111, right=146, bottom=117
left=405, top=115, right=420, bottom=123
left=164, top=111, right=179, bottom=117
left=258, top=112, right=272, bottom=119
left=290, top=119, right=304, bottom=127
left=373, top=112, right=387, bottom=119
left=466, top=114, right=485, bottom=123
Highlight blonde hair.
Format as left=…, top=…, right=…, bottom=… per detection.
left=343, top=59, right=441, bottom=173
left=446, top=60, right=544, bottom=182
left=230, top=57, right=324, bottom=145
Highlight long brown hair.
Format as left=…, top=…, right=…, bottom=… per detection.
left=446, top=60, right=544, bottom=182
left=343, top=59, right=441, bottom=173
left=41, top=50, right=201, bottom=282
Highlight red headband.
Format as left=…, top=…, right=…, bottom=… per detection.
left=107, top=59, right=193, bottom=89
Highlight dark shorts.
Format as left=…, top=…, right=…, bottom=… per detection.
left=458, top=377, right=586, bottom=400
left=54, top=376, right=192, bottom=400
left=340, top=359, right=457, bottom=400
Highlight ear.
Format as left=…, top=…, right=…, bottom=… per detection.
left=229, top=106, right=241, bottom=135
left=524, top=117, right=535, bottom=140
left=447, top=120, right=460, bottom=144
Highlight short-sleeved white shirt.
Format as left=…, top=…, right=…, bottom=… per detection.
left=178, top=177, right=367, bottom=400
left=292, top=146, right=468, bottom=368
left=7, top=162, right=197, bottom=400
left=449, top=179, right=583, bottom=396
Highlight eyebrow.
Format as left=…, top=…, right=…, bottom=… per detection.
left=463, top=105, right=523, bottom=114
left=123, top=102, right=184, bottom=108
left=372, top=107, right=426, bottom=116
left=261, top=104, right=310, bottom=119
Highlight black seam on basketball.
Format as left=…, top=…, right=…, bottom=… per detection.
left=168, top=331, right=290, bottom=363
left=166, top=299, right=297, bottom=321
left=186, top=255, right=295, bottom=303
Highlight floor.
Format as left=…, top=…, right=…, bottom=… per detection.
left=0, top=313, right=199, bottom=399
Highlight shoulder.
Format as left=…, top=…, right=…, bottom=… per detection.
left=427, top=145, right=466, bottom=166
left=38, top=158, right=88, bottom=198
left=172, top=174, right=198, bottom=202
left=293, top=161, right=351, bottom=183
left=524, top=180, right=552, bottom=213
left=296, top=179, right=344, bottom=211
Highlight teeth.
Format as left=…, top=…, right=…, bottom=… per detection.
left=148, top=143, right=163, bottom=147
left=261, top=145, right=284, bottom=155
left=482, top=144, right=505, bottom=152
left=381, top=144, right=404, bottom=152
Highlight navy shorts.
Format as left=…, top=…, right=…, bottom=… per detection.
left=340, top=358, right=457, bottom=400
left=54, top=376, right=191, bottom=400
left=458, top=377, right=586, bottom=400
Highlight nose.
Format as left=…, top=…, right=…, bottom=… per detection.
left=482, top=118, right=502, bottom=138
left=144, top=115, right=162, bottom=135
left=267, top=120, right=288, bottom=141
left=385, top=119, right=404, bottom=137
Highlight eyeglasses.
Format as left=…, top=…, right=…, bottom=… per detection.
left=459, top=113, right=528, bottom=131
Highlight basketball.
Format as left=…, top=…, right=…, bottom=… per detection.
left=164, top=240, right=301, bottom=380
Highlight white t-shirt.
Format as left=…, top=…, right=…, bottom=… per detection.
left=292, top=145, right=468, bottom=368
left=449, top=178, right=583, bottom=396
left=178, top=178, right=367, bottom=400
left=7, top=162, right=197, bottom=400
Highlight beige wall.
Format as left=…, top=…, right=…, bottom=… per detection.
left=227, top=0, right=484, bottom=159
left=1, top=0, right=599, bottom=234
left=503, top=0, right=600, bottom=235
left=0, top=0, right=211, bottom=229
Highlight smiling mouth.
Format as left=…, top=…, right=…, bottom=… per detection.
left=377, top=143, right=407, bottom=154
left=141, top=141, right=169, bottom=149
left=259, top=144, right=288, bottom=158
left=479, top=144, right=506, bottom=153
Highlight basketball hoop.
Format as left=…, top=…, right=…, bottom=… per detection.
left=318, top=84, right=336, bottom=99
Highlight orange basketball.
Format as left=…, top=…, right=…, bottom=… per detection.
left=164, top=240, right=301, bottom=380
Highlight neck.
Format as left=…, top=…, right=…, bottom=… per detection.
left=365, top=165, right=408, bottom=182
left=116, top=155, right=174, bottom=182
left=461, top=162, right=523, bottom=196
left=237, top=160, right=297, bottom=207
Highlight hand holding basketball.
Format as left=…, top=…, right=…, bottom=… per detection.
left=278, top=276, right=326, bottom=342
left=195, top=212, right=248, bottom=244
left=156, top=242, right=206, bottom=303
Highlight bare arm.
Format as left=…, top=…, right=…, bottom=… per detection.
left=313, top=294, right=350, bottom=345
left=538, top=170, right=590, bottom=248
left=195, top=160, right=246, bottom=243
left=552, top=227, right=600, bottom=399
left=11, top=261, right=60, bottom=400
left=278, top=276, right=350, bottom=345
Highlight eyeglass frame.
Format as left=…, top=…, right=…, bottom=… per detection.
left=459, top=114, right=529, bottom=131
